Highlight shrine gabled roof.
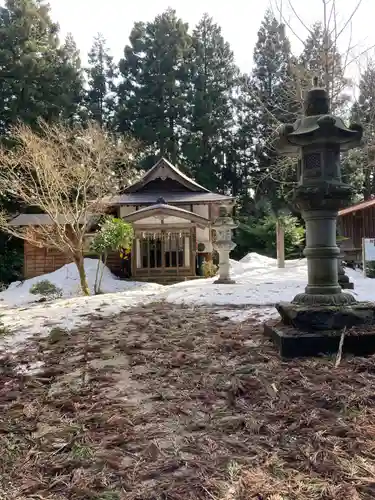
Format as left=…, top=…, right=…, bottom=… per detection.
left=124, top=203, right=211, bottom=227
left=123, top=157, right=210, bottom=194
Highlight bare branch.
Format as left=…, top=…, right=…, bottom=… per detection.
left=329, top=0, right=363, bottom=43
left=286, top=0, right=312, bottom=36
left=0, top=121, right=139, bottom=294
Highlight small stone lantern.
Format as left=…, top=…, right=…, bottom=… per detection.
left=337, top=233, right=354, bottom=290
left=213, top=206, right=237, bottom=284
left=264, top=79, right=375, bottom=357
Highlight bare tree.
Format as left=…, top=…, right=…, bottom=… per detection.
left=271, top=0, right=370, bottom=112
left=0, top=120, right=138, bottom=295
left=251, top=1, right=371, bottom=198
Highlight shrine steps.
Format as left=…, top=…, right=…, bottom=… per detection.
left=131, top=276, right=203, bottom=286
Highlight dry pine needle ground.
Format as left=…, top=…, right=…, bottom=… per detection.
left=1, top=302, right=375, bottom=500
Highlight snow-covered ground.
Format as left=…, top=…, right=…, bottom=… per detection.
left=0, top=254, right=373, bottom=352
left=165, top=254, right=373, bottom=306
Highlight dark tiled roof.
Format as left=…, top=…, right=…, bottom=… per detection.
left=9, top=214, right=98, bottom=226
left=109, top=192, right=233, bottom=205
left=124, top=157, right=209, bottom=193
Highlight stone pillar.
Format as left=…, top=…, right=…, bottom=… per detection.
left=136, top=238, right=141, bottom=268
left=184, top=236, right=190, bottom=267
left=213, top=206, right=237, bottom=284
left=302, top=209, right=341, bottom=298
left=216, top=249, right=232, bottom=283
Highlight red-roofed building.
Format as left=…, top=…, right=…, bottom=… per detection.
left=338, top=198, right=375, bottom=262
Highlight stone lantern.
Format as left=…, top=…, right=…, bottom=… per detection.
left=264, top=79, right=375, bottom=357
left=213, top=206, right=237, bottom=284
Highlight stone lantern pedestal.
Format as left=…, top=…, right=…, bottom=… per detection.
left=264, top=81, right=375, bottom=358
left=213, top=206, right=237, bottom=284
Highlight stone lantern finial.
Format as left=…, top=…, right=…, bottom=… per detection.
left=304, top=82, right=330, bottom=116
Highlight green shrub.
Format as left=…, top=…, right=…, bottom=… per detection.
left=0, top=233, right=23, bottom=286
left=90, top=217, right=134, bottom=294
left=366, top=261, right=375, bottom=278
left=96, top=492, right=120, bottom=500
left=48, top=326, right=68, bottom=343
left=201, top=259, right=218, bottom=278
left=0, top=318, right=9, bottom=336
left=30, top=280, right=63, bottom=299
left=235, top=214, right=305, bottom=260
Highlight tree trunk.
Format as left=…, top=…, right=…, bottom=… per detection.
left=94, top=254, right=102, bottom=295
left=97, top=252, right=107, bottom=294
left=74, top=254, right=90, bottom=296
left=276, top=219, right=285, bottom=269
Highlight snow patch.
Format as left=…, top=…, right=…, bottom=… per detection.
left=215, top=307, right=278, bottom=323
left=16, top=360, right=44, bottom=376
left=0, top=258, right=161, bottom=307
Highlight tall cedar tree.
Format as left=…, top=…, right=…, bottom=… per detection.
left=184, top=13, right=238, bottom=192
left=116, top=9, right=191, bottom=169
left=0, top=0, right=84, bottom=134
left=344, top=61, right=375, bottom=200
left=0, top=0, right=84, bottom=284
left=85, top=33, right=117, bottom=128
left=59, top=33, right=84, bottom=123
left=247, top=10, right=296, bottom=211
left=298, top=22, right=350, bottom=113
left=233, top=76, right=259, bottom=214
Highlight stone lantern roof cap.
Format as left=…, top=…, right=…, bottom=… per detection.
left=276, top=83, right=363, bottom=155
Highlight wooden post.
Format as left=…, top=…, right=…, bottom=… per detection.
left=276, top=219, right=285, bottom=269
left=147, top=237, right=150, bottom=276
left=362, top=237, right=366, bottom=277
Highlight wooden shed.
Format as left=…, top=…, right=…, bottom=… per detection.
left=338, top=198, right=375, bottom=263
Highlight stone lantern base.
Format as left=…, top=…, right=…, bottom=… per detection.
left=339, top=278, right=354, bottom=290
left=264, top=300, right=375, bottom=358
left=214, top=277, right=236, bottom=285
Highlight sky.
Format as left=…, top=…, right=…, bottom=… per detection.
left=47, top=0, right=375, bottom=79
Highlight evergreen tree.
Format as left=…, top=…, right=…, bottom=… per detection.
left=58, top=33, right=85, bottom=123
left=0, top=0, right=84, bottom=284
left=85, top=33, right=117, bottom=127
left=241, top=10, right=296, bottom=212
left=184, top=13, right=238, bottom=192
left=298, top=22, right=350, bottom=112
left=344, top=61, right=375, bottom=200
left=233, top=76, right=259, bottom=213
left=0, top=0, right=84, bottom=133
left=116, top=9, right=191, bottom=168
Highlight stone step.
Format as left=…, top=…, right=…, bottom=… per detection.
left=131, top=276, right=203, bottom=285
